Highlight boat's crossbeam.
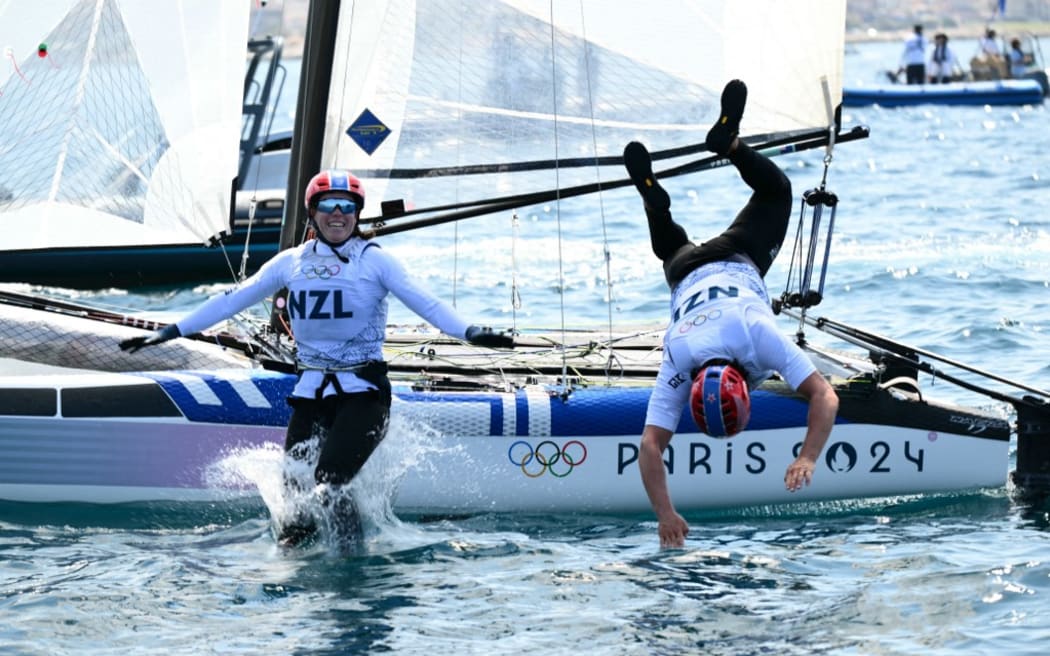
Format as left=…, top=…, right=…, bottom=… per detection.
left=378, top=328, right=666, bottom=391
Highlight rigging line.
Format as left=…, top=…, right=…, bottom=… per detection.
left=342, top=141, right=713, bottom=179
left=792, top=313, right=1044, bottom=409
left=511, top=211, right=521, bottom=328
left=788, top=77, right=842, bottom=334
left=367, top=127, right=871, bottom=236
left=574, top=3, right=615, bottom=374
left=234, top=196, right=255, bottom=283
left=820, top=76, right=837, bottom=186
left=809, top=314, right=1050, bottom=400
left=218, top=231, right=240, bottom=283
left=451, top=2, right=467, bottom=309
left=781, top=204, right=805, bottom=306
left=547, top=0, right=569, bottom=389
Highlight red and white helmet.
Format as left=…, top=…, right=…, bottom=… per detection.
left=690, top=363, right=750, bottom=438
left=303, top=169, right=365, bottom=210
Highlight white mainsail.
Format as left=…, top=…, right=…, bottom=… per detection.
left=320, top=0, right=845, bottom=215
left=0, top=0, right=249, bottom=251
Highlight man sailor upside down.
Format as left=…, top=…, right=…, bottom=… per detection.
left=623, top=79, right=839, bottom=548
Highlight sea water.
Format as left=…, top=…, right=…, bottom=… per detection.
left=1, top=39, right=1049, bottom=654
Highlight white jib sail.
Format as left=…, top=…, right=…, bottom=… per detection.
left=0, top=0, right=250, bottom=251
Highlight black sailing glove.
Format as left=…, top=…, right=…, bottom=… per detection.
left=119, top=324, right=182, bottom=353
left=465, top=325, right=514, bottom=349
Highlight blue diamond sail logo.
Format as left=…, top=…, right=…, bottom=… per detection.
left=346, top=109, right=391, bottom=155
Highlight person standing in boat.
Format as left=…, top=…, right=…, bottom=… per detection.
left=928, top=33, right=961, bottom=84
left=898, top=24, right=927, bottom=84
left=622, top=80, right=839, bottom=549
left=119, top=169, right=513, bottom=547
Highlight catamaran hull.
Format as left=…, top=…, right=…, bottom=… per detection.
left=2, top=223, right=283, bottom=289
left=0, top=369, right=1011, bottom=511
left=394, top=426, right=1007, bottom=513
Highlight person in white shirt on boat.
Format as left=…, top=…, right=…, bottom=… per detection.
left=898, top=24, right=927, bottom=84
left=928, top=33, right=962, bottom=84
left=978, top=28, right=1001, bottom=57
left=623, top=80, right=839, bottom=549
left=119, top=169, right=513, bottom=547
left=971, top=27, right=1007, bottom=80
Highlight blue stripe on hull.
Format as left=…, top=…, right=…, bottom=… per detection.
left=138, top=370, right=292, bottom=426
left=516, top=392, right=529, bottom=436
left=136, top=371, right=813, bottom=437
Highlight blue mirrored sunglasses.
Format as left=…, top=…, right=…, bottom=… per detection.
left=316, top=198, right=358, bottom=214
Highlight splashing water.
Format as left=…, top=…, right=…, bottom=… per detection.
left=202, top=404, right=470, bottom=552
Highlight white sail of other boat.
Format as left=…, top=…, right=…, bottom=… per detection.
left=0, top=0, right=249, bottom=251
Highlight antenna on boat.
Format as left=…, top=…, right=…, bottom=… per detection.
left=772, top=76, right=840, bottom=344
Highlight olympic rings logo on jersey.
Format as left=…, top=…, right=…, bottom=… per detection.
left=676, top=308, right=723, bottom=334
left=299, top=263, right=341, bottom=279
left=507, top=439, right=588, bottom=478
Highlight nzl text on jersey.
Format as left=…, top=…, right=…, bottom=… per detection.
left=672, top=285, right=739, bottom=322
left=287, top=289, right=355, bottom=319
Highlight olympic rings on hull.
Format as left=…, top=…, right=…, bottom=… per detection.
left=508, top=440, right=588, bottom=477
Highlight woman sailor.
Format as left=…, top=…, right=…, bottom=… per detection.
left=120, top=169, right=513, bottom=546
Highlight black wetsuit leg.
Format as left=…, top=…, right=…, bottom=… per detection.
left=277, top=399, right=326, bottom=545
left=317, top=392, right=388, bottom=545
left=284, top=398, right=323, bottom=455
left=314, top=391, right=390, bottom=486
left=663, top=141, right=792, bottom=288
left=284, top=391, right=390, bottom=485
left=644, top=203, right=693, bottom=288
left=279, top=392, right=389, bottom=545
left=623, top=140, right=693, bottom=284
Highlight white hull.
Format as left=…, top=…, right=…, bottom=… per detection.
left=0, top=366, right=1012, bottom=511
